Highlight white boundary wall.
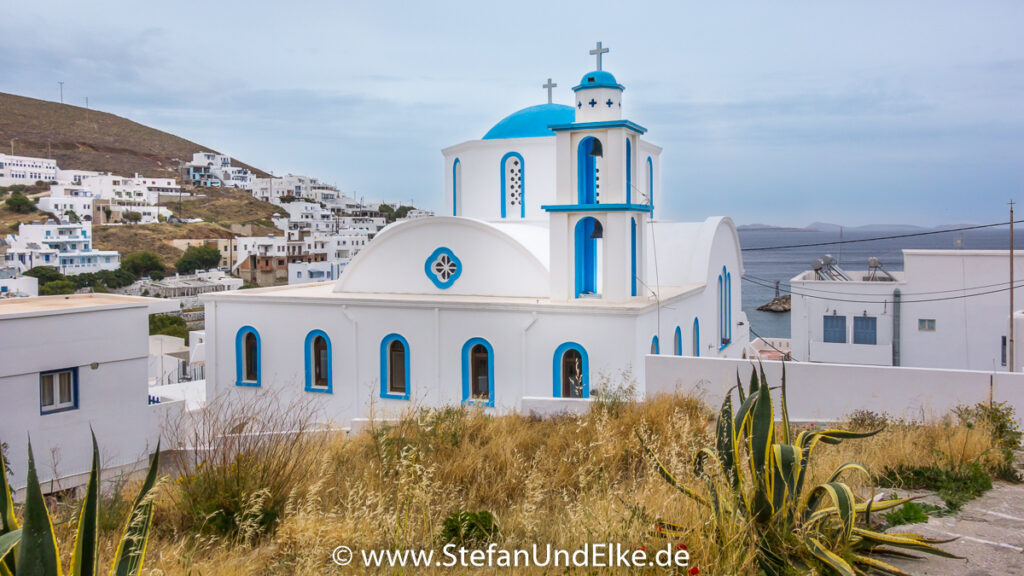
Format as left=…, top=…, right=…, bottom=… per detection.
left=645, top=355, right=1024, bottom=426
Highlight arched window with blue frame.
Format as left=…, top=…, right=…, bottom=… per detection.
left=577, top=137, right=601, bottom=204
left=462, top=337, right=494, bottom=406
left=630, top=217, right=637, bottom=297
left=651, top=335, right=660, bottom=355
left=718, top=266, right=732, bottom=349
left=235, top=326, right=261, bottom=387
left=626, top=138, right=632, bottom=204
left=575, top=216, right=601, bottom=297
left=553, top=342, right=589, bottom=399
left=304, top=329, right=332, bottom=393
left=501, top=152, right=525, bottom=218
left=452, top=158, right=461, bottom=216
left=693, top=318, right=700, bottom=356
left=646, top=156, right=654, bottom=213
left=380, top=333, right=410, bottom=400
left=674, top=326, right=682, bottom=356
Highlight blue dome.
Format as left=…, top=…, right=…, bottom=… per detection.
left=482, top=103, right=575, bottom=140
left=572, top=70, right=624, bottom=91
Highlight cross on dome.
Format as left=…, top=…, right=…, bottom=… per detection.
left=542, top=78, right=557, bottom=104
left=589, top=41, right=609, bottom=71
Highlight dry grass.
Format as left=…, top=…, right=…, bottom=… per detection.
left=58, top=389, right=993, bottom=576
left=0, top=92, right=267, bottom=179
left=162, top=187, right=280, bottom=229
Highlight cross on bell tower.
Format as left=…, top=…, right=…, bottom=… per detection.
left=589, top=41, right=609, bottom=70
left=542, top=78, right=557, bottom=104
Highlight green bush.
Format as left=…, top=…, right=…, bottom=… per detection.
left=883, top=501, right=946, bottom=527
left=879, top=463, right=992, bottom=511
left=122, top=251, right=166, bottom=278
left=4, top=193, right=34, bottom=214
left=39, top=279, right=77, bottom=295
left=954, top=401, right=1022, bottom=481
left=440, top=510, right=500, bottom=546
left=176, top=244, right=221, bottom=274
left=150, top=314, right=188, bottom=342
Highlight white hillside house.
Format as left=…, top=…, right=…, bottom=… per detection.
left=4, top=220, right=120, bottom=274
left=0, top=153, right=58, bottom=186
left=202, top=45, right=749, bottom=428
left=790, top=250, right=1024, bottom=371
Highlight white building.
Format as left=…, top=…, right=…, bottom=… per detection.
left=0, top=294, right=178, bottom=495
left=56, top=169, right=103, bottom=185
left=790, top=250, right=1024, bottom=371
left=3, top=220, right=120, bottom=275
left=202, top=47, right=749, bottom=428
left=0, top=267, right=38, bottom=298
left=37, top=189, right=96, bottom=223
left=187, top=152, right=255, bottom=190
left=0, top=153, right=58, bottom=186
left=79, top=174, right=180, bottom=207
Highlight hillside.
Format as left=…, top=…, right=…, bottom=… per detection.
left=0, top=92, right=267, bottom=179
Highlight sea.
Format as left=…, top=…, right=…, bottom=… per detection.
left=739, top=227, right=1022, bottom=339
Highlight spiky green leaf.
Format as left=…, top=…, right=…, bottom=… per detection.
left=71, top=431, right=101, bottom=576
left=804, top=536, right=856, bottom=576
left=805, top=482, right=857, bottom=545
left=0, top=530, right=21, bottom=563
left=0, top=443, right=18, bottom=576
left=779, top=362, right=792, bottom=444
left=17, top=441, right=63, bottom=576
left=636, top=431, right=708, bottom=506
left=851, top=554, right=912, bottom=576
left=109, top=441, right=160, bottom=576
left=852, top=528, right=964, bottom=559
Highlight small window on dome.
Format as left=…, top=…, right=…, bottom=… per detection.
left=587, top=76, right=595, bottom=82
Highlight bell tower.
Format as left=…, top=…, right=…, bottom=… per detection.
left=543, top=43, right=653, bottom=303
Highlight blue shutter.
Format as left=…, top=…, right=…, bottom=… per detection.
left=853, top=317, right=877, bottom=345
left=823, top=316, right=847, bottom=343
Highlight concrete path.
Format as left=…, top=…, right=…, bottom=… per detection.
left=887, top=481, right=1024, bottom=576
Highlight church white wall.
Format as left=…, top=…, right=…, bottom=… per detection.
left=443, top=138, right=558, bottom=221
left=336, top=218, right=549, bottom=298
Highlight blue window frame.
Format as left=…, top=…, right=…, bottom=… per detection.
left=630, top=217, right=638, bottom=297
left=500, top=152, right=525, bottom=218
left=853, top=316, right=877, bottom=345
left=235, top=326, right=261, bottom=387
left=626, top=138, right=632, bottom=203
left=380, top=334, right=410, bottom=399
left=646, top=156, right=654, bottom=214
left=651, top=335, right=660, bottom=354
left=424, top=246, right=462, bottom=289
left=823, top=316, right=847, bottom=343
left=577, top=137, right=600, bottom=204
left=461, top=337, right=494, bottom=407
left=674, top=326, right=683, bottom=355
left=575, top=217, right=600, bottom=297
left=40, top=367, right=78, bottom=414
left=304, top=330, right=332, bottom=393
left=553, top=342, right=589, bottom=398
left=693, top=318, right=700, bottom=356
left=717, top=267, right=733, bottom=349
left=452, top=158, right=461, bottom=216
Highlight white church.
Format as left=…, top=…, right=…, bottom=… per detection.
left=203, top=44, right=749, bottom=423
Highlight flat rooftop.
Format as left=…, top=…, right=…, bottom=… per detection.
left=203, top=281, right=703, bottom=312
left=0, top=293, right=178, bottom=318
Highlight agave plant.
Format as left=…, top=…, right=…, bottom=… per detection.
left=0, top=432, right=160, bottom=576
left=639, top=364, right=960, bottom=576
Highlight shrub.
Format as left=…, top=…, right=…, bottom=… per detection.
left=122, top=210, right=143, bottom=224
left=176, top=244, right=221, bottom=274
left=4, top=192, right=34, bottom=214
left=954, top=401, right=1022, bottom=481
left=150, top=314, right=188, bottom=341
left=122, top=251, right=166, bottom=278
left=39, top=279, right=77, bottom=295
left=639, top=365, right=960, bottom=575
left=879, top=463, right=992, bottom=511
left=440, top=510, right=499, bottom=546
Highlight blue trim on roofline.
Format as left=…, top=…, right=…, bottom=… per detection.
left=461, top=337, right=495, bottom=407
left=235, top=325, right=261, bottom=387
left=304, top=329, right=333, bottom=394
left=549, top=120, right=647, bottom=134
left=500, top=151, right=525, bottom=219
left=380, top=333, right=411, bottom=400
left=542, top=203, right=653, bottom=213
left=552, top=342, right=589, bottom=399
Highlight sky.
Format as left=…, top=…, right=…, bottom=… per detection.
left=1, top=1, right=1022, bottom=227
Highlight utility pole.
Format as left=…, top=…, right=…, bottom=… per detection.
left=58, top=81, right=64, bottom=104
left=1011, top=200, right=1016, bottom=372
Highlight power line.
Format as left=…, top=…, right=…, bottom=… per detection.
left=741, top=220, right=1024, bottom=252
left=744, top=273, right=1018, bottom=297
left=742, top=275, right=1024, bottom=305
left=748, top=325, right=797, bottom=361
